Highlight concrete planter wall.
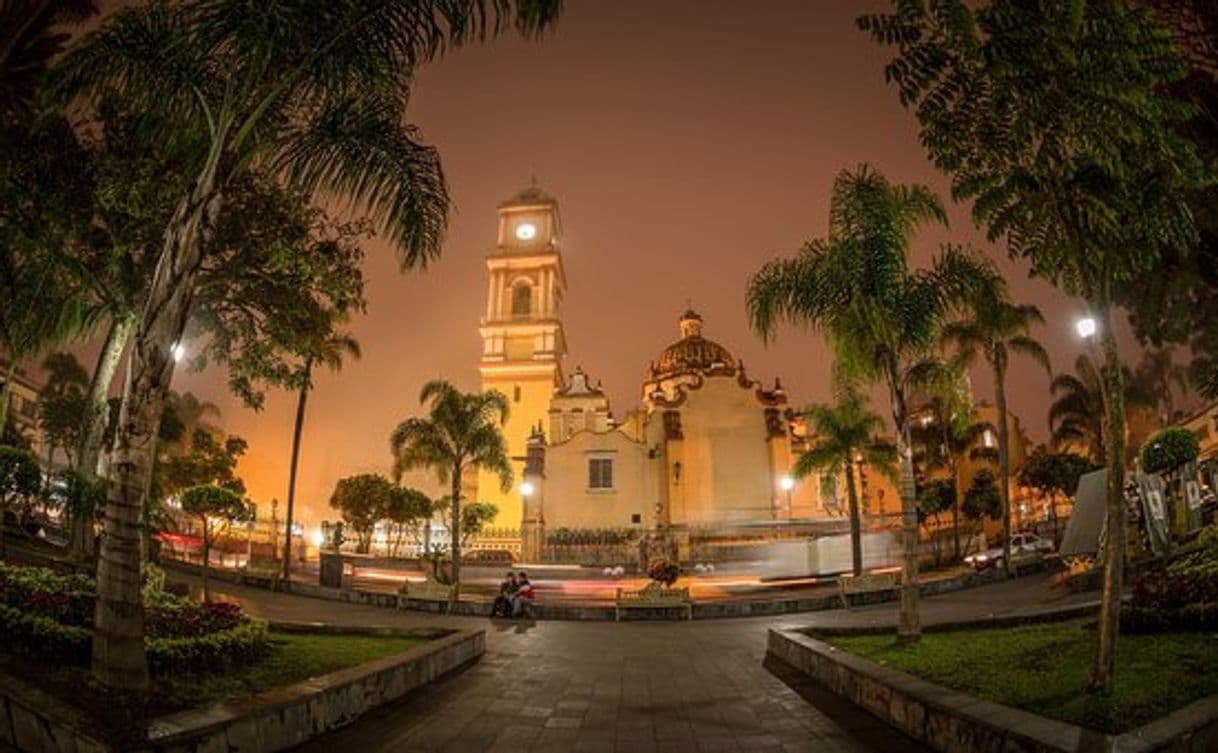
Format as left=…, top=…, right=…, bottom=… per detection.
left=0, top=628, right=484, bottom=753
left=767, top=628, right=1218, bottom=753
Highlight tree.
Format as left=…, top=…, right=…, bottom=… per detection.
left=37, top=352, right=90, bottom=470
left=961, top=470, right=1002, bottom=533
left=458, top=501, right=499, bottom=546
left=917, top=478, right=957, bottom=563
left=391, top=381, right=512, bottom=603
left=1130, top=348, right=1191, bottom=425
left=907, top=356, right=985, bottom=561
left=55, top=0, right=561, bottom=689
left=861, top=0, right=1207, bottom=688
left=179, top=484, right=250, bottom=603
left=328, top=474, right=392, bottom=554
left=944, top=293, right=1051, bottom=576
left=1049, top=355, right=1150, bottom=467
left=160, top=429, right=248, bottom=500
left=0, top=0, right=97, bottom=119
left=281, top=327, right=360, bottom=580
left=1018, top=448, right=1093, bottom=548
left=793, top=390, right=896, bottom=576
left=0, top=444, right=40, bottom=556
left=747, top=165, right=991, bottom=642
left=384, top=486, right=434, bottom=558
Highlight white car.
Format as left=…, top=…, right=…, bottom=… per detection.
left=964, top=533, right=1053, bottom=570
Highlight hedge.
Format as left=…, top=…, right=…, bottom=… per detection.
left=147, top=618, right=270, bottom=674
left=0, top=602, right=90, bottom=665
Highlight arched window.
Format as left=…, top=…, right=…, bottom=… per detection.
left=511, top=281, right=532, bottom=317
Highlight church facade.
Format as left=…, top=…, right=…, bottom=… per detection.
left=474, top=185, right=868, bottom=559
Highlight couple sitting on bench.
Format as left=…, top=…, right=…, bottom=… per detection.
left=491, top=571, right=535, bottom=618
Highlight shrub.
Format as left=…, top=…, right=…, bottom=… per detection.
left=147, top=618, right=270, bottom=675
left=1123, top=526, right=1218, bottom=631
left=0, top=602, right=90, bottom=664
left=0, top=563, right=270, bottom=674
left=647, top=560, right=680, bottom=586
left=1139, top=427, right=1200, bottom=475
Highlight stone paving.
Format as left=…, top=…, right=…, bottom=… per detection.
left=201, top=572, right=1098, bottom=753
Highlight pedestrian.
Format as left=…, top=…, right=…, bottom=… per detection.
left=512, top=571, right=535, bottom=617
left=492, top=571, right=517, bottom=617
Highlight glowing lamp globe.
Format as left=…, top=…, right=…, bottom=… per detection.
left=779, top=475, right=795, bottom=492
left=1075, top=317, right=1097, bottom=339
left=520, top=481, right=536, bottom=497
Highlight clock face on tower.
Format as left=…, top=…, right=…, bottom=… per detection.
left=515, top=222, right=537, bottom=241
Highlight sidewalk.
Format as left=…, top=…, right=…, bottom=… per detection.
left=199, top=572, right=1095, bottom=753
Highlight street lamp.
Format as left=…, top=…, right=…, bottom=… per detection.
left=171, top=342, right=186, bottom=363
left=520, top=481, right=535, bottom=497
left=1075, top=317, right=1097, bottom=339
left=779, top=474, right=795, bottom=519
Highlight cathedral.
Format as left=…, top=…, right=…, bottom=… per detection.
left=474, top=184, right=847, bottom=559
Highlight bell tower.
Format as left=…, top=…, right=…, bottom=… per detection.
left=477, top=181, right=566, bottom=534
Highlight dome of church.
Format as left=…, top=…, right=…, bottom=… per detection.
left=654, top=310, right=736, bottom=377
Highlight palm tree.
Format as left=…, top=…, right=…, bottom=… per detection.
left=907, top=360, right=987, bottom=561
left=0, top=0, right=97, bottom=119
left=1049, top=355, right=1150, bottom=467
left=1131, top=348, right=1191, bottom=425
left=54, top=0, right=560, bottom=689
left=747, top=164, right=991, bottom=642
left=943, top=296, right=1051, bottom=577
left=390, top=381, right=512, bottom=605
left=282, top=329, right=360, bottom=582
left=796, top=391, right=896, bottom=576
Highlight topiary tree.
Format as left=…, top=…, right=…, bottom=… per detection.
left=0, top=445, right=41, bottom=556
left=1140, top=427, right=1203, bottom=540
left=179, top=484, right=250, bottom=603
left=328, top=474, right=392, bottom=554
left=1140, top=428, right=1201, bottom=477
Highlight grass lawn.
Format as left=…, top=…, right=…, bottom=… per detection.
left=825, top=622, right=1218, bottom=733
left=158, top=630, right=433, bottom=708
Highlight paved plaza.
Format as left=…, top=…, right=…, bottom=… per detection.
left=203, top=574, right=1097, bottom=753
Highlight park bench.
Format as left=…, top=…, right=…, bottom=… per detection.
left=400, top=576, right=455, bottom=605
left=615, top=582, right=693, bottom=621
left=837, top=569, right=901, bottom=608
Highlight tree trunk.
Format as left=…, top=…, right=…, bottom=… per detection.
left=0, top=361, right=17, bottom=441
left=282, top=367, right=311, bottom=583
left=201, top=523, right=211, bottom=603
left=77, top=315, right=135, bottom=479
left=892, top=384, right=921, bottom=643
left=92, top=164, right=222, bottom=691
left=449, top=466, right=462, bottom=607
left=1091, top=301, right=1127, bottom=692
left=845, top=456, right=863, bottom=576
left=994, top=356, right=1013, bottom=577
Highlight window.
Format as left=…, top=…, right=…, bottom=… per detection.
left=588, top=457, right=613, bottom=490
left=630, top=513, right=641, bottom=524
left=511, top=282, right=532, bottom=316
left=513, top=385, right=522, bottom=403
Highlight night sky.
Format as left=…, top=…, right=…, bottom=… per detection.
left=151, top=0, right=1152, bottom=525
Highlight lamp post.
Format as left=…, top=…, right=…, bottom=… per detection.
left=779, top=474, right=795, bottom=519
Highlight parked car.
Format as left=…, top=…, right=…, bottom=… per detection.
left=964, top=532, right=1053, bottom=571
left=463, top=548, right=518, bottom=566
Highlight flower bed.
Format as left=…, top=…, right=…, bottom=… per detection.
left=1122, top=524, right=1218, bottom=633
left=0, top=563, right=269, bottom=675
